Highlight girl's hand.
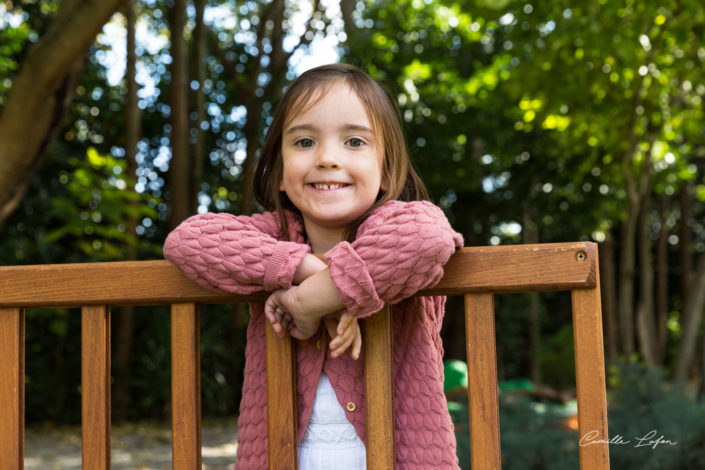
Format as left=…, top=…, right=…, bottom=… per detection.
left=264, top=287, right=320, bottom=341
left=323, top=311, right=362, bottom=360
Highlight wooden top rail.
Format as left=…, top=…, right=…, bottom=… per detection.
left=0, top=242, right=596, bottom=308
left=0, top=240, right=608, bottom=470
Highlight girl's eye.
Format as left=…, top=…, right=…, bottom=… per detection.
left=347, top=137, right=365, bottom=148
left=295, top=138, right=314, bottom=148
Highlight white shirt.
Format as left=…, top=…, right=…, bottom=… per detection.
left=298, top=373, right=366, bottom=470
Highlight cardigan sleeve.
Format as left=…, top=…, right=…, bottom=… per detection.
left=323, top=200, right=464, bottom=318
left=163, top=212, right=311, bottom=294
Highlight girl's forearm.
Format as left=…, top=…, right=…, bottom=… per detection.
left=292, top=253, right=327, bottom=284
left=293, top=268, right=345, bottom=321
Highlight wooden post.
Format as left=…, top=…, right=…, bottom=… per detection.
left=266, top=319, right=298, bottom=470
left=0, top=307, right=24, bottom=470
left=572, top=283, right=610, bottom=466
left=81, top=305, right=111, bottom=469
left=171, top=303, right=202, bottom=469
left=364, top=305, right=396, bottom=470
left=465, top=293, right=501, bottom=470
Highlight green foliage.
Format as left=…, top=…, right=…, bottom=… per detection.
left=0, top=15, right=31, bottom=97
left=449, top=390, right=579, bottom=469
left=24, top=308, right=82, bottom=423
left=43, top=147, right=160, bottom=261
left=448, top=360, right=705, bottom=469
left=122, top=306, right=173, bottom=421
left=539, top=324, right=575, bottom=390
left=607, top=361, right=705, bottom=469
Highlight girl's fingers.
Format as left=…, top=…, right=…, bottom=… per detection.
left=271, top=306, right=289, bottom=338
left=264, top=302, right=277, bottom=324
left=329, top=323, right=349, bottom=350
left=351, top=328, right=362, bottom=360
left=337, top=313, right=354, bottom=335
left=330, top=333, right=353, bottom=358
left=331, top=321, right=360, bottom=358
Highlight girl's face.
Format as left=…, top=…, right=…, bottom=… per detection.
left=280, top=81, right=383, bottom=238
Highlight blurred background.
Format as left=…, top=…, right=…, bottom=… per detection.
left=1, top=0, right=705, bottom=468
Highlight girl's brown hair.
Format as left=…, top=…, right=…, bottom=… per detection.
left=253, top=63, right=428, bottom=242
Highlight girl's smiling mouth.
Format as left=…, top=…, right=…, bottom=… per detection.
left=309, top=183, right=350, bottom=190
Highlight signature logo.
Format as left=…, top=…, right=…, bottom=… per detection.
left=580, top=430, right=678, bottom=450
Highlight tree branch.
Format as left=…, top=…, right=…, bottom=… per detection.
left=0, top=0, right=127, bottom=229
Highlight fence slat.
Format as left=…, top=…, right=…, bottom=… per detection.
left=81, top=305, right=111, bottom=469
left=171, top=303, right=202, bottom=469
left=0, top=307, right=24, bottom=470
left=572, top=283, right=610, bottom=470
left=266, top=319, right=298, bottom=470
left=364, top=305, right=395, bottom=470
left=465, top=293, right=501, bottom=470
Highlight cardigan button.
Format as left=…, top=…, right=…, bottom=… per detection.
left=315, top=340, right=321, bottom=350
left=346, top=402, right=357, bottom=412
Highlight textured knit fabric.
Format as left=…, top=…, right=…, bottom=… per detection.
left=298, top=373, right=366, bottom=470
left=163, top=200, right=465, bottom=469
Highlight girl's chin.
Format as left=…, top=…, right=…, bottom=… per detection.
left=303, top=213, right=362, bottom=229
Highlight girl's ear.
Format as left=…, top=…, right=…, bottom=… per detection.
left=279, top=180, right=285, bottom=191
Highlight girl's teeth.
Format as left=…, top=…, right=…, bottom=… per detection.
left=314, top=183, right=344, bottom=190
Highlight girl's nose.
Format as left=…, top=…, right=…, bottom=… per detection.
left=315, top=147, right=341, bottom=169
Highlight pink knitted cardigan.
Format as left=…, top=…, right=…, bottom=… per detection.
left=163, top=200, right=464, bottom=469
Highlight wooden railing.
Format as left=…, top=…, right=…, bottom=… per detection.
left=0, top=242, right=610, bottom=469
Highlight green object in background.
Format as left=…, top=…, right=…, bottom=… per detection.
left=444, top=360, right=468, bottom=392
left=498, top=378, right=535, bottom=391
left=444, top=361, right=538, bottom=393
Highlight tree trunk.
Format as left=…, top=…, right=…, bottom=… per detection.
left=619, top=123, right=656, bottom=359
left=679, top=183, right=693, bottom=310
left=522, top=205, right=541, bottom=385
left=239, top=116, right=260, bottom=216
left=600, top=233, right=619, bottom=361
left=655, top=194, right=669, bottom=365
left=618, top=206, right=638, bottom=357
left=340, top=0, right=356, bottom=35
left=0, top=0, right=127, bottom=229
left=191, top=0, right=206, bottom=212
left=675, top=252, right=705, bottom=384
left=113, top=0, right=140, bottom=422
left=167, top=0, right=191, bottom=229
left=636, top=200, right=657, bottom=366
left=615, top=59, right=656, bottom=359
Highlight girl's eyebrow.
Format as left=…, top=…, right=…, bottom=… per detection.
left=285, top=123, right=374, bottom=135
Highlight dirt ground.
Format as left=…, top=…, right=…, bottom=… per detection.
left=24, top=418, right=238, bottom=469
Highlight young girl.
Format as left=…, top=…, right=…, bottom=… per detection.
left=163, top=63, right=464, bottom=469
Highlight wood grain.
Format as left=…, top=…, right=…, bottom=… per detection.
left=465, top=293, right=501, bottom=470
left=265, top=319, right=298, bottom=470
left=81, top=305, right=111, bottom=469
left=364, top=305, right=396, bottom=470
left=572, top=281, right=610, bottom=468
left=171, top=303, right=202, bottom=469
left=0, top=307, right=24, bottom=470
left=0, top=243, right=597, bottom=308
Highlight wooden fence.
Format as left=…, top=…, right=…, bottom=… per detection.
left=0, top=242, right=610, bottom=469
